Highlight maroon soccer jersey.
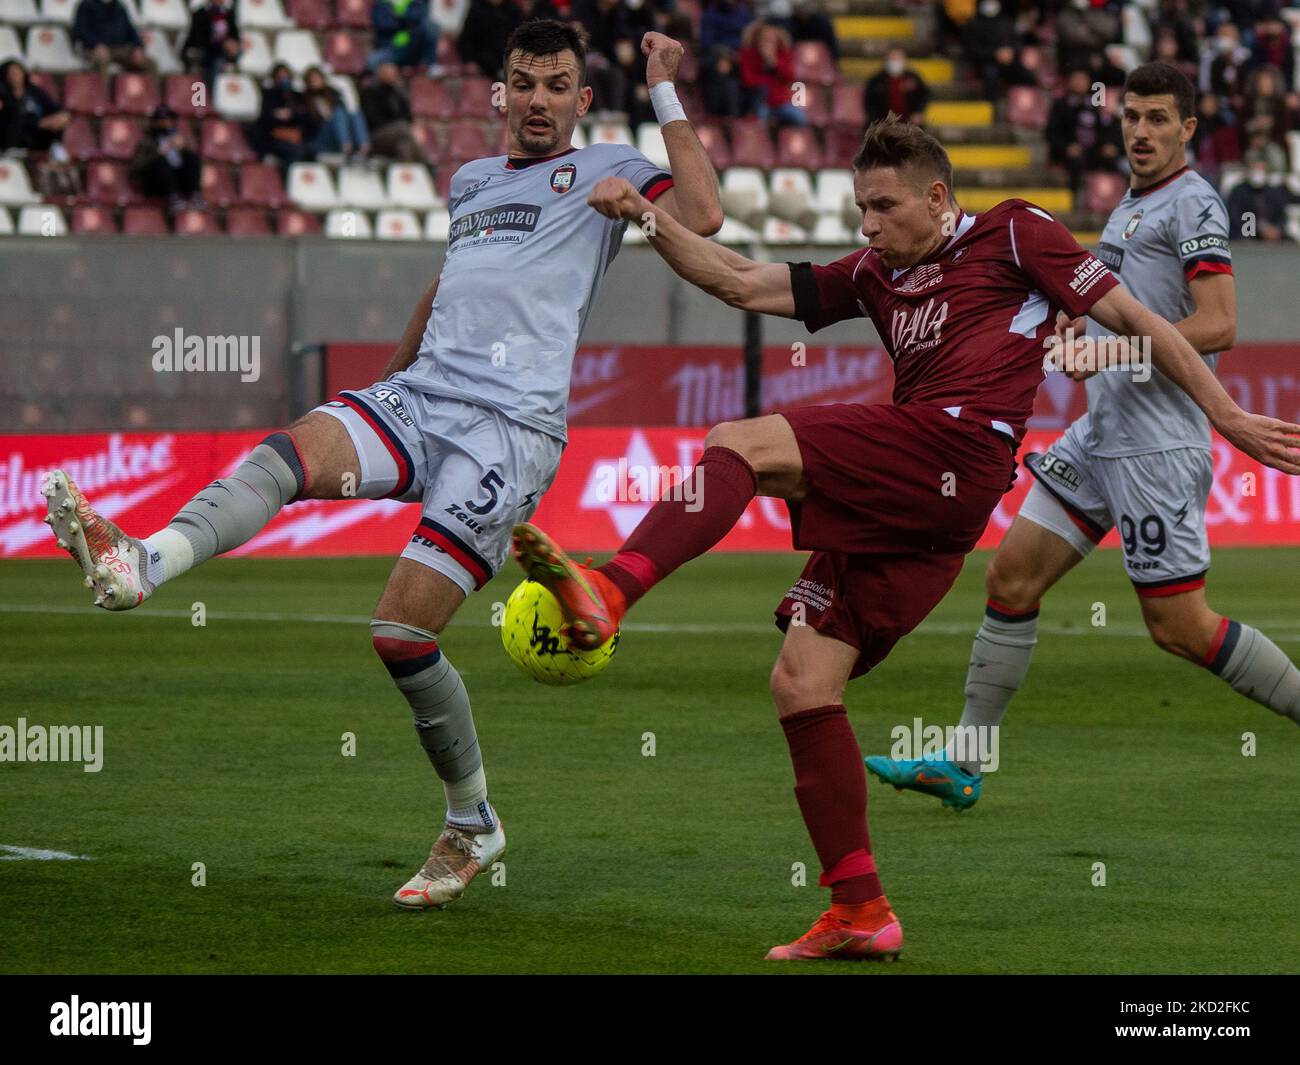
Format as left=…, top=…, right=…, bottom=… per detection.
left=788, top=200, right=1120, bottom=441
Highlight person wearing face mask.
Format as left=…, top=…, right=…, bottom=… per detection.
left=129, top=104, right=202, bottom=213
left=71, top=0, right=156, bottom=74
left=1200, top=22, right=1250, bottom=121
left=864, top=45, right=929, bottom=126
left=1226, top=159, right=1287, bottom=240
left=255, top=63, right=313, bottom=171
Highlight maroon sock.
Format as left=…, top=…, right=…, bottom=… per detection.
left=598, top=445, right=757, bottom=608
left=780, top=704, right=883, bottom=906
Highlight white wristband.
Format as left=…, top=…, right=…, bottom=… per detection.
left=650, top=81, right=687, bottom=127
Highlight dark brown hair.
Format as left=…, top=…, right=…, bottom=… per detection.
left=505, top=18, right=588, bottom=85
left=1122, top=61, right=1195, bottom=121
left=852, top=115, right=954, bottom=195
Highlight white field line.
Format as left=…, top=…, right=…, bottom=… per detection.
left=0, top=845, right=92, bottom=861
left=0, top=602, right=1296, bottom=640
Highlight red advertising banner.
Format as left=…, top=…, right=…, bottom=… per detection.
left=3, top=426, right=1299, bottom=560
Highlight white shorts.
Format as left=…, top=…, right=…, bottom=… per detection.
left=1020, top=417, right=1213, bottom=597
left=313, top=382, right=563, bottom=595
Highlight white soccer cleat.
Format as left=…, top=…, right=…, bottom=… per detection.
left=393, top=817, right=506, bottom=910
left=42, top=469, right=153, bottom=611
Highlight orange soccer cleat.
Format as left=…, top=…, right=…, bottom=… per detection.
left=511, top=522, right=627, bottom=650
left=765, top=899, right=904, bottom=962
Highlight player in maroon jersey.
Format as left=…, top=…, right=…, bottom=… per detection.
left=511, top=118, right=1300, bottom=961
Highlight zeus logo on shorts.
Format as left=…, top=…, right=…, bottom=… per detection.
left=1038, top=453, right=1081, bottom=492
left=371, top=388, right=415, bottom=428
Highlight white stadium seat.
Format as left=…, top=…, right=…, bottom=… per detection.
left=0, top=0, right=41, bottom=26
left=25, top=25, right=81, bottom=72
left=287, top=162, right=340, bottom=210
left=0, top=207, right=13, bottom=235
left=762, top=218, right=806, bottom=245
left=720, top=167, right=768, bottom=228
left=240, top=30, right=273, bottom=77
left=375, top=209, right=421, bottom=240
left=239, top=0, right=293, bottom=30
left=588, top=122, right=632, bottom=146
left=768, top=167, right=817, bottom=228
left=713, top=217, right=760, bottom=246
left=139, top=0, right=189, bottom=30
left=18, top=204, right=67, bottom=236
left=635, top=122, right=669, bottom=170
left=0, top=25, right=24, bottom=63
left=424, top=209, right=450, bottom=241
left=387, top=163, right=441, bottom=210
left=38, top=0, right=76, bottom=24
left=274, top=29, right=323, bottom=74
left=430, top=0, right=468, bottom=35
left=142, top=27, right=181, bottom=73
left=0, top=159, right=41, bottom=205
left=811, top=214, right=854, bottom=245
left=337, top=164, right=390, bottom=210
left=814, top=169, right=854, bottom=216
left=215, top=72, right=261, bottom=120
left=325, top=208, right=372, bottom=238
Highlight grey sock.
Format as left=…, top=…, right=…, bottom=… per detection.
left=1209, top=621, right=1300, bottom=725
left=954, top=604, right=1039, bottom=773
left=169, top=434, right=304, bottom=566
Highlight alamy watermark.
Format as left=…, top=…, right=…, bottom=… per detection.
left=888, top=717, right=999, bottom=772
left=1043, top=327, right=1152, bottom=383
left=0, top=718, right=103, bottom=772
left=591, top=457, right=702, bottom=511
left=151, top=328, right=261, bottom=383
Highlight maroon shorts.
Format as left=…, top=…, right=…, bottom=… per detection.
left=773, top=403, right=1016, bottom=678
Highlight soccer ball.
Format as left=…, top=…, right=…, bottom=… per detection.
left=501, top=578, right=619, bottom=686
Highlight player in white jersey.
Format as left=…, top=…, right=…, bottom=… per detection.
left=868, top=62, right=1300, bottom=808
left=41, top=21, right=723, bottom=901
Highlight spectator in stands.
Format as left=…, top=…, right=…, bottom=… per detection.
left=182, top=0, right=242, bottom=92
left=1152, top=0, right=1199, bottom=65
left=458, top=0, right=524, bottom=80
left=129, top=104, right=202, bottom=212
left=739, top=21, right=806, bottom=126
left=700, top=0, right=753, bottom=57
left=1085, top=48, right=1126, bottom=89
left=785, top=0, right=838, bottom=62
left=1055, top=0, right=1119, bottom=72
left=1227, top=159, right=1287, bottom=240
left=304, top=66, right=369, bottom=161
left=0, top=60, right=71, bottom=156
left=368, top=0, right=438, bottom=73
left=1191, top=90, right=1242, bottom=181
left=360, top=61, right=421, bottom=162
left=1152, top=27, right=1197, bottom=83
left=517, top=0, right=561, bottom=21
left=1251, top=15, right=1293, bottom=91
left=1239, top=65, right=1290, bottom=144
left=1200, top=21, right=1251, bottom=120
left=575, top=0, right=637, bottom=116
left=702, top=46, right=743, bottom=116
left=255, top=63, right=313, bottom=170
left=1046, top=67, right=1123, bottom=193
left=72, top=0, right=156, bottom=74
left=1242, top=116, right=1288, bottom=176
left=962, top=1, right=1034, bottom=103
left=864, top=45, right=929, bottom=126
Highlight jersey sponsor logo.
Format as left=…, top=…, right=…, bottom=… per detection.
left=448, top=202, right=542, bottom=250
left=1179, top=233, right=1229, bottom=257
left=1037, top=452, right=1081, bottom=493
left=1068, top=256, right=1109, bottom=296
left=949, top=246, right=969, bottom=264
left=1122, top=209, right=1143, bottom=241
left=1194, top=204, right=1215, bottom=228
left=450, top=176, right=492, bottom=212
left=1097, top=241, right=1125, bottom=272
left=889, top=297, right=948, bottom=355
left=550, top=162, right=576, bottom=194
left=369, top=387, right=415, bottom=428
left=894, top=261, right=943, bottom=294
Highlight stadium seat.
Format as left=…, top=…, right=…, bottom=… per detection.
left=29, top=70, right=60, bottom=100
left=1084, top=170, right=1127, bottom=214
left=714, top=217, right=759, bottom=245
left=457, top=76, right=498, bottom=119
left=99, top=115, right=143, bottom=160
left=287, top=161, right=340, bottom=209
left=1287, top=130, right=1300, bottom=174
left=430, top=0, right=467, bottom=34
left=276, top=207, right=319, bottom=234
left=71, top=204, right=118, bottom=233
left=777, top=126, right=823, bottom=170
left=0, top=0, right=41, bottom=26
left=375, top=208, right=421, bottom=240
left=240, top=30, right=274, bottom=77
left=18, top=204, right=67, bottom=235
left=588, top=122, right=632, bottom=146
left=0, top=207, right=11, bottom=234
left=635, top=123, right=670, bottom=170
left=823, top=124, right=863, bottom=169
left=811, top=213, right=854, bottom=245
left=322, top=30, right=365, bottom=76
left=693, top=121, right=731, bottom=171
left=226, top=205, right=272, bottom=235
left=64, top=72, right=111, bottom=115
left=762, top=218, right=806, bottom=244
left=238, top=162, right=287, bottom=207
left=1007, top=86, right=1049, bottom=130
left=114, top=72, right=160, bottom=116
left=25, top=24, right=80, bottom=72
left=720, top=167, right=767, bottom=228
left=201, top=118, right=255, bottom=163
left=337, top=164, right=389, bottom=209
left=239, top=0, right=294, bottom=29
left=201, top=162, right=237, bottom=207
left=793, top=41, right=836, bottom=89
left=334, top=0, right=369, bottom=29
left=121, top=203, right=168, bottom=232
left=38, top=0, right=75, bottom=22
left=830, top=82, right=865, bottom=128
left=329, top=74, right=359, bottom=113
left=61, top=115, right=97, bottom=160
left=0, top=159, right=41, bottom=205
left=387, top=163, right=441, bottom=209
left=411, top=76, right=457, bottom=120
left=141, top=27, right=180, bottom=74
left=325, top=208, right=372, bottom=237
left=728, top=120, right=775, bottom=170
left=214, top=72, right=260, bottom=120
left=768, top=167, right=818, bottom=229
left=0, top=25, right=22, bottom=64
left=138, top=0, right=188, bottom=30
left=433, top=165, right=452, bottom=200
left=424, top=208, right=450, bottom=241
left=165, top=72, right=207, bottom=117
left=447, top=120, right=490, bottom=160
left=286, top=0, right=330, bottom=30
left=800, top=85, right=830, bottom=127
left=411, top=120, right=444, bottom=161
left=815, top=169, right=855, bottom=224
left=175, top=208, right=221, bottom=235
left=83, top=159, right=138, bottom=205
left=274, top=29, right=323, bottom=73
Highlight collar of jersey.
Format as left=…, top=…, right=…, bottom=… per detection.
left=888, top=210, right=977, bottom=281
left=504, top=146, right=580, bottom=170
left=1127, top=164, right=1189, bottom=199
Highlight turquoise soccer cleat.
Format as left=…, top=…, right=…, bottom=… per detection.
left=865, top=756, right=982, bottom=811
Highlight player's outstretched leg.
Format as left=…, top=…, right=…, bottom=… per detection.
left=513, top=415, right=799, bottom=649
left=765, top=624, right=902, bottom=962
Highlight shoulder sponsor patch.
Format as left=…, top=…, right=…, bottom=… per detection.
left=1068, top=256, right=1109, bottom=295
left=1179, top=233, right=1229, bottom=258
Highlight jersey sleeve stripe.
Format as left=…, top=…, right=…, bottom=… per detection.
left=1184, top=259, right=1233, bottom=279
left=640, top=174, right=674, bottom=202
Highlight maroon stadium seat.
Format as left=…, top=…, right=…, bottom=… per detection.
left=456, top=77, right=497, bottom=119
left=412, top=119, right=445, bottom=162
left=727, top=119, right=775, bottom=170
left=84, top=160, right=139, bottom=206
left=276, top=208, right=321, bottom=235
left=448, top=120, right=491, bottom=160
left=201, top=162, right=237, bottom=207
left=1084, top=170, right=1127, bottom=214
left=777, top=125, right=823, bottom=170
left=30, top=72, right=60, bottom=103
left=99, top=115, right=143, bottom=160
left=114, top=72, right=160, bottom=116
left=434, top=166, right=453, bottom=201
left=1006, top=86, right=1049, bottom=130
left=801, top=85, right=830, bottom=126
left=64, top=73, right=111, bottom=116
left=435, top=32, right=462, bottom=73
left=226, top=206, right=272, bottom=235
left=694, top=121, right=731, bottom=171
left=335, top=0, right=370, bottom=29
left=410, top=76, right=457, bottom=120
left=175, top=208, right=221, bottom=235
left=122, top=205, right=169, bottom=235
left=793, top=41, right=837, bottom=89
left=830, top=82, right=865, bottom=128
left=323, top=31, right=366, bottom=77
left=61, top=115, right=98, bottom=161
left=72, top=205, right=119, bottom=234
left=165, top=73, right=208, bottom=118
left=238, top=162, right=287, bottom=207
left=201, top=119, right=255, bottom=164
left=824, top=124, right=864, bottom=169
left=287, top=0, right=331, bottom=29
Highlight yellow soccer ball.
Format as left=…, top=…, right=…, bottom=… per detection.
left=501, top=579, right=619, bottom=686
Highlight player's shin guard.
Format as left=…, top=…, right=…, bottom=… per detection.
left=780, top=705, right=882, bottom=906
left=143, top=433, right=306, bottom=584
left=954, top=600, right=1040, bottom=772
left=1203, top=619, right=1300, bottom=725
left=370, top=620, right=495, bottom=828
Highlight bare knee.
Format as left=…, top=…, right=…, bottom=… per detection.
left=770, top=651, right=843, bottom=715
left=984, top=552, right=1042, bottom=613
left=1144, top=608, right=1220, bottom=663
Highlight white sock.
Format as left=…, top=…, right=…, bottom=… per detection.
left=141, top=527, right=195, bottom=586
left=445, top=767, right=493, bottom=830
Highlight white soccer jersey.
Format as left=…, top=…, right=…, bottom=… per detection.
left=389, top=143, right=673, bottom=442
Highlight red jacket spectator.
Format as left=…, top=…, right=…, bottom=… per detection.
left=739, top=23, right=796, bottom=109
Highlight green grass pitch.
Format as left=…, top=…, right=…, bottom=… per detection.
left=1, top=548, right=1296, bottom=975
